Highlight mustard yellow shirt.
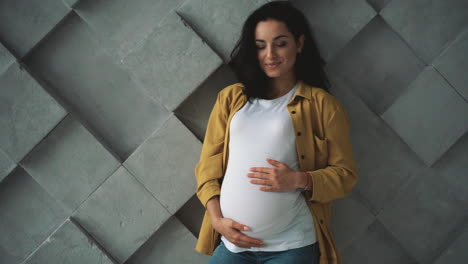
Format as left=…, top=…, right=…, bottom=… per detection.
left=194, top=80, right=358, bottom=264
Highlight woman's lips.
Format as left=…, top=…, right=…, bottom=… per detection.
left=266, top=62, right=281, bottom=69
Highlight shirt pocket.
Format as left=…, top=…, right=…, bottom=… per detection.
left=313, top=134, right=328, bottom=169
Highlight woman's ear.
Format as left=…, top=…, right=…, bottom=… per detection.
left=297, top=34, right=305, bottom=53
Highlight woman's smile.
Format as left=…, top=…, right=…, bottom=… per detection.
left=266, top=62, right=281, bottom=69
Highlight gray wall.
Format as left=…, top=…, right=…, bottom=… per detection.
left=0, top=0, right=467, bottom=263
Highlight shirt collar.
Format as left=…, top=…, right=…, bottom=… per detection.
left=239, top=79, right=312, bottom=102
left=291, top=80, right=312, bottom=102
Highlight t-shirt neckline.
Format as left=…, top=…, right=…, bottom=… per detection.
left=259, top=81, right=299, bottom=102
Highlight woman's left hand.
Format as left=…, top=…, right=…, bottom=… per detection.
left=247, top=158, right=302, bottom=192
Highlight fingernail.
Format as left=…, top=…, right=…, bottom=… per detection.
left=243, top=226, right=249, bottom=231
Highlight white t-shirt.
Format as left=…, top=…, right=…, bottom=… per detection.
left=220, top=81, right=317, bottom=252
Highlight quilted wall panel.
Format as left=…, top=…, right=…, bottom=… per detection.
left=0, top=0, right=467, bottom=263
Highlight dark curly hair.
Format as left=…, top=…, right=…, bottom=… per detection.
left=229, top=1, right=330, bottom=102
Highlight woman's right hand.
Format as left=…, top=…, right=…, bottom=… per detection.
left=212, top=217, right=265, bottom=248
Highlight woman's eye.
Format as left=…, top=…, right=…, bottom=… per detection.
left=256, top=43, right=287, bottom=50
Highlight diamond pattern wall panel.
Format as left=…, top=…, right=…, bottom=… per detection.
left=0, top=0, right=467, bottom=263
left=0, top=0, right=70, bottom=58
left=0, top=167, right=69, bottom=263
left=380, top=0, right=468, bottom=63
left=176, top=0, right=270, bottom=62
left=326, top=15, right=426, bottom=115
left=124, top=114, right=200, bottom=215
left=0, top=148, right=15, bottom=182
left=73, top=165, right=171, bottom=263
left=341, top=220, right=417, bottom=264
left=366, top=0, right=392, bottom=11
left=174, top=64, right=239, bottom=141
left=126, top=216, right=209, bottom=264
left=74, top=0, right=186, bottom=61
left=24, top=219, right=116, bottom=264
left=291, top=0, right=376, bottom=62
left=433, top=223, right=468, bottom=264
left=122, top=10, right=223, bottom=112
left=0, top=42, right=15, bottom=75
left=433, top=28, right=468, bottom=102
left=327, top=73, right=426, bottom=214
left=0, top=62, right=67, bottom=163
left=24, top=11, right=171, bottom=159
left=382, top=66, right=468, bottom=166
left=330, top=195, right=376, bottom=250
left=21, top=115, right=121, bottom=211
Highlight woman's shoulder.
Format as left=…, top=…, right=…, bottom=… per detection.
left=306, top=83, right=344, bottom=113
left=218, top=82, right=245, bottom=100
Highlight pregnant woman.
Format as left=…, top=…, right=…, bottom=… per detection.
left=195, top=2, right=358, bottom=264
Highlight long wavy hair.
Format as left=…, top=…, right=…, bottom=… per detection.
left=229, top=1, right=330, bottom=102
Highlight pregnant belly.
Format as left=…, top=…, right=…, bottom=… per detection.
left=219, top=174, right=302, bottom=238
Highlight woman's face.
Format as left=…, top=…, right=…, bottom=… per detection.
left=255, top=19, right=304, bottom=79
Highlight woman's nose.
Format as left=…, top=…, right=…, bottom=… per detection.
left=266, top=46, right=277, bottom=59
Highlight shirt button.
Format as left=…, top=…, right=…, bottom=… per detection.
left=301, top=155, right=305, bottom=159
left=291, top=110, right=296, bottom=114
left=297, top=132, right=301, bottom=136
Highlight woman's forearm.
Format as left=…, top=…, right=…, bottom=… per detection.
left=206, top=195, right=223, bottom=223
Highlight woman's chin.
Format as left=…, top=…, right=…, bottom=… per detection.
left=265, top=71, right=281, bottom=78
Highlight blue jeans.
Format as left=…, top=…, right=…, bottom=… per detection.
left=208, top=240, right=320, bottom=264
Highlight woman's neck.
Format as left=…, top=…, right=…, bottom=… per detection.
left=267, top=77, right=297, bottom=99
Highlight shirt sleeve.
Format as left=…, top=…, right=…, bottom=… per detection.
left=307, top=99, right=358, bottom=204
left=195, top=91, right=229, bottom=208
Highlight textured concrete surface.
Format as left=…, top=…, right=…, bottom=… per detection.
left=21, top=115, right=121, bottom=211
left=177, top=0, right=269, bottom=62
left=326, top=16, right=426, bottom=115
left=24, top=12, right=171, bottom=159
left=0, top=168, right=69, bottom=263
left=24, top=219, right=116, bottom=264
left=0, top=42, right=15, bottom=74
left=124, top=114, right=200, bottom=214
left=0, top=62, right=67, bottom=162
left=380, top=0, right=468, bottom=63
left=126, top=216, right=209, bottom=264
left=382, top=67, right=468, bottom=166
left=122, top=10, right=223, bottom=111
left=0, top=0, right=69, bottom=57
left=0, top=148, right=15, bottom=182
left=73, top=166, right=171, bottom=263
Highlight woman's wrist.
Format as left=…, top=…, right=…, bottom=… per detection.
left=296, top=171, right=311, bottom=190
left=206, top=196, right=223, bottom=224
